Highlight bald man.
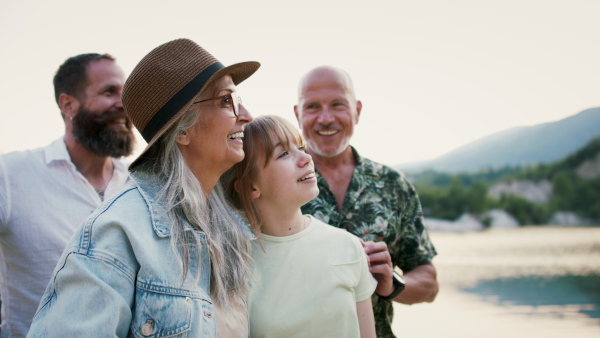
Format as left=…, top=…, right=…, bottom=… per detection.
left=295, top=66, right=438, bottom=338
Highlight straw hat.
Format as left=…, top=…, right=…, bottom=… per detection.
left=122, top=38, right=260, bottom=168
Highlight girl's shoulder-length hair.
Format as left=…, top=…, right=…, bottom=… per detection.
left=221, top=115, right=306, bottom=230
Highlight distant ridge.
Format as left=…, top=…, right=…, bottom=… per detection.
left=399, top=107, right=600, bottom=173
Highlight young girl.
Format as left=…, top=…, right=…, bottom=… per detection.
left=222, top=115, right=376, bottom=338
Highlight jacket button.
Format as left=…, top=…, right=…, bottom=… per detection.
left=141, top=320, right=154, bottom=336
left=186, top=297, right=191, bottom=303
left=204, top=310, right=212, bottom=318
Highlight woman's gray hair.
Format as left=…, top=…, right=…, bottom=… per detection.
left=133, top=102, right=252, bottom=310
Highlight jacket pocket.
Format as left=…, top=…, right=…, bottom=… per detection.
left=130, top=287, right=193, bottom=338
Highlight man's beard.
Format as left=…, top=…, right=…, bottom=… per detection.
left=305, top=135, right=351, bottom=159
left=72, top=107, right=135, bottom=158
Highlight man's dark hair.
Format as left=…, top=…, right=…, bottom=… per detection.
left=53, top=53, right=115, bottom=107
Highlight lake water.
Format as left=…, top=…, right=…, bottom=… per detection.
left=391, top=226, right=600, bottom=337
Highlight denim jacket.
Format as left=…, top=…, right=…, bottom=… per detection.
left=28, top=173, right=247, bottom=337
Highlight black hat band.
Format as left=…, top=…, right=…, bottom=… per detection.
left=141, top=62, right=224, bottom=142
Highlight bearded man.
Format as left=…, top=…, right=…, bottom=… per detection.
left=0, top=53, right=134, bottom=337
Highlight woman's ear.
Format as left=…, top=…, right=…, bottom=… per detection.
left=176, top=131, right=190, bottom=145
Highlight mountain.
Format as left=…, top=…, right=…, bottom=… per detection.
left=399, top=107, right=600, bottom=173
left=409, top=136, right=600, bottom=225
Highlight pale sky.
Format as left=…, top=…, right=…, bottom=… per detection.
left=1, top=0, right=599, bottom=167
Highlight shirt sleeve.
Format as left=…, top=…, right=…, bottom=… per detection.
left=352, top=237, right=377, bottom=302
left=393, top=174, right=438, bottom=272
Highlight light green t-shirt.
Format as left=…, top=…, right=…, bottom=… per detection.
left=248, top=216, right=377, bottom=338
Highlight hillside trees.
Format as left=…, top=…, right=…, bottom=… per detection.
left=416, top=178, right=492, bottom=221
left=410, top=136, right=600, bottom=225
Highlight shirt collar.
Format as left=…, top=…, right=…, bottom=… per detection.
left=313, top=146, right=364, bottom=179
left=312, top=146, right=379, bottom=178
left=351, top=146, right=385, bottom=178
left=44, top=138, right=73, bottom=166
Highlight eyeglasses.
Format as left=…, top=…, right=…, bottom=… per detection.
left=193, top=92, right=242, bottom=117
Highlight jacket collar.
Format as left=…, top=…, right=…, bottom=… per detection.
left=129, top=172, right=254, bottom=239
left=129, top=172, right=174, bottom=237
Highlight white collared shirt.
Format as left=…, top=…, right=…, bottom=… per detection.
left=0, top=138, right=129, bottom=337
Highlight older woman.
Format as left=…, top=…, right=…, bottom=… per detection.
left=28, top=39, right=259, bottom=337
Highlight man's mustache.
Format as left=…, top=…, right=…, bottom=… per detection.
left=91, top=108, right=132, bottom=127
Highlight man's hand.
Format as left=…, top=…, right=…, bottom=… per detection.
left=362, top=241, right=439, bottom=304
left=361, top=240, right=395, bottom=297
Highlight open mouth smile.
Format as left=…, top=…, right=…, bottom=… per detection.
left=298, top=173, right=315, bottom=182
left=316, top=130, right=338, bottom=136
left=228, top=132, right=244, bottom=140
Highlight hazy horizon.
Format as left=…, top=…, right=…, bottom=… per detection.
left=2, top=0, right=599, bottom=167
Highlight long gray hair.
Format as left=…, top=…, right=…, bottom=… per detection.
left=132, top=102, right=252, bottom=309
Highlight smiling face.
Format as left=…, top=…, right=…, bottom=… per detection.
left=236, top=117, right=318, bottom=213
left=251, top=138, right=318, bottom=215
left=294, top=66, right=362, bottom=159
left=79, top=59, right=129, bottom=130
left=221, top=116, right=319, bottom=227
left=72, top=59, right=135, bottom=157
left=179, top=75, right=253, bottom=181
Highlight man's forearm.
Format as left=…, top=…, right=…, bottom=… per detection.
left=393, top=263, right=438, bottom=304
